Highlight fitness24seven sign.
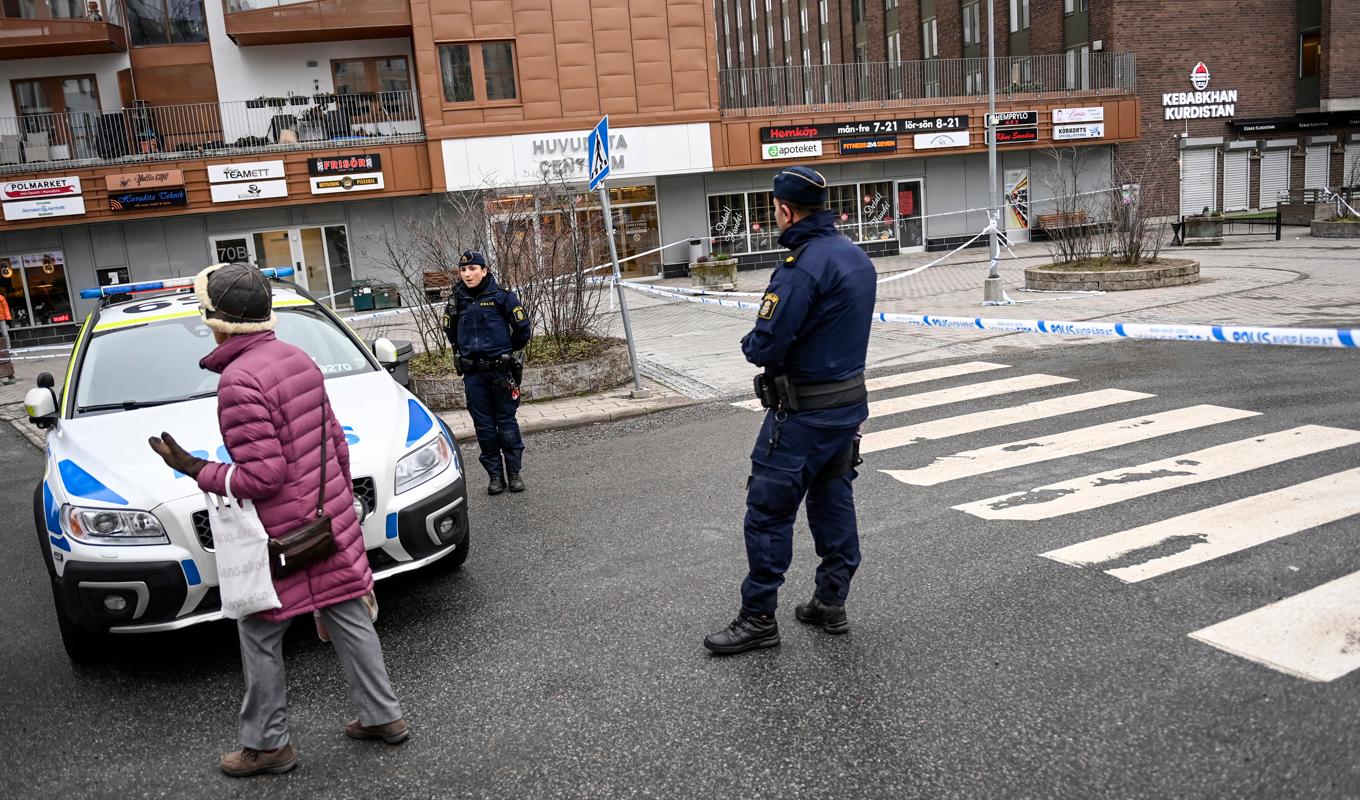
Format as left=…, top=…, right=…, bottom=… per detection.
left=1163, top=62, right=1238, bottom=120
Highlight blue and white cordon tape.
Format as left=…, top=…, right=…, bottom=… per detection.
left=619, top=281, right=1359, bottom=350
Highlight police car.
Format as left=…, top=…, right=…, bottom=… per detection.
left=24, top=269, right=469, bottom=661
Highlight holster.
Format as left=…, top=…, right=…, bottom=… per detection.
left=814, top=435, right=863, bottom=484
left=753, top=372, right=867, bottom=412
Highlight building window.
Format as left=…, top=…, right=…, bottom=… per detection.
left=331, top=57, right=414, bottom=119
left=886, top=30, right=901, bottom=62
left=921, top=17, right=938, bottom=58
left=885, top=0, right=898, bottom=10
left=1299, top=30, right=1321, bottom=78
left=12, top=75, right=100, bottom=117
left=438, top=42, right=518, bottom=104
left=822, top=39, right=831, bottom=65
left=1065, top=44, right=1090, bottom=89
left=1063, top=0, right=1087, bottom=13
left=0, top=252, right=73, bottom=330
left=1008, top=0, right=1029, bottom=31
left=819, top=0, right=827, bottom=24
left=125, top=0, right=208, bottom=46
left=962, top=2, right=980, bottom=46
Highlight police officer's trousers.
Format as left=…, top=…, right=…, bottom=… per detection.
left=462, top=371, right=524, bottom=478
left=740, top=411, right=861, bottom=617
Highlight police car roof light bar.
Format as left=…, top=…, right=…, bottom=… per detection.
left=79, top=267, right=296, bottom=299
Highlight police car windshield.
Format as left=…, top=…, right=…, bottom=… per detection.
left=73, top=306, right=375, bottom=414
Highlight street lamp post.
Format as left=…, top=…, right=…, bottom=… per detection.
left=982, top=0, right=1006, bottom=303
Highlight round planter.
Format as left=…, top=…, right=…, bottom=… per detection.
left=1310, top=220, right=1360, bottom=239
left=1025, top=258, right=1200, bottom=292
left=689, top=259, right=739, bottom=291
left=409, top=342, right=632, bottom=411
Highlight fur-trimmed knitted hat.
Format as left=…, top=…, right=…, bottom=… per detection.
left=194, top=262, right=276, bottom=334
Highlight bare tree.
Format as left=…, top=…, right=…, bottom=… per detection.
left=359, top=212, right=456, bottom=357
left=1107, top=136, right=1177, bottom=265
left=1037, top=146, right=1101, bottom=264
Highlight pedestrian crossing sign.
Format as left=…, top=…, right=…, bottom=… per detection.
left=588, top=116, right=610, bottom=191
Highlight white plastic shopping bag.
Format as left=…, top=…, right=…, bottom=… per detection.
left=206, top=465, right=281, bottom=619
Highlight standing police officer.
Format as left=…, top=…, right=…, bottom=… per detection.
left=704, top=166, right=877, bottom=655
left=443, top=250, right=533, bottom=495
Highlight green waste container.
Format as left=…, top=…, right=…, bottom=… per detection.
left=351, top=279, right=377, bottom=312
left=372, top=284, right=401, bottom=310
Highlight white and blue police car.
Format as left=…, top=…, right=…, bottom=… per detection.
left=24, top=269, right=469, bottom=661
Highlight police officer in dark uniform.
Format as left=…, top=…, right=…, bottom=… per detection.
left=442, top=250, right=533, bottom=495
left=704, top=166, right=877, bottom=655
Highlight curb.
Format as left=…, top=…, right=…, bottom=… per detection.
left=441, top=394, right=699, bottom=443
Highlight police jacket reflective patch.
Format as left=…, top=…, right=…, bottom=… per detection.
left=443, top=273, right=532, bottom=358
left=740, top=210, right=877, bottom=386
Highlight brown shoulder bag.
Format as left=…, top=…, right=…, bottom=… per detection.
left=267, top=401, right=338, bottom=579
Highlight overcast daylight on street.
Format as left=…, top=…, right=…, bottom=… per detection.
left=1, top=0, right=1359, bottom=798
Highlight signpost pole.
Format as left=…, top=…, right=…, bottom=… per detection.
left=982, top=0, right=1005, bottom=303
left=589, top=115, right=648, bottom=398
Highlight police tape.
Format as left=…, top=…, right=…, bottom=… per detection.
left=617, top=281, right=1359, bottom=349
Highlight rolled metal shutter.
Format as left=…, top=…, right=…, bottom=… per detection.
left=1180, top=148, right=1218, bottom=217
left=1223, top=151, right=1249, bottom=211
left=1258, top=149, right=1290, bottom=209
left=1305, top=146, right=1330, bottom=190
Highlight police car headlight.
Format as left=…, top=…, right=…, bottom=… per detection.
left=61, top=505, right=169, bottom=545
left=394, top=435, right=452, bottom=495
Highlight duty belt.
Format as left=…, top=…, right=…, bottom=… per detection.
left=459, top=356, right=502, bottom=373
left=754, top=372, right=867, bottom=412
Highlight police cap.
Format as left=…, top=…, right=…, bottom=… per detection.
left=458, top=250, right=487, bottom=268
left=772, top=166, right=828, bottom=207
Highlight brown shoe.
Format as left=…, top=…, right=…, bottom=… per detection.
left=345, top=718, right=409, bottom=744
left=219, top=744, right=297, bottom=777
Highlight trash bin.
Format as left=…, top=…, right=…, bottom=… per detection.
left=369, top=338, right=414, bottom=386
left=351, top=279, right=377, bottom=312
left=372, top=284, right=401, bottom=310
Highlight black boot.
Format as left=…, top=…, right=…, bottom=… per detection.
left=487, top=475, right=506, bottom=495
left=507, top=472, right=525, bottom=493
left=703, top=614, right=780, bottom=655
left=794, top=597, right=849, bottom=634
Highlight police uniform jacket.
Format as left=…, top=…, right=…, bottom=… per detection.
left=740, top=210, right=876, bottom=427
left=443, top=273, right=532, bottom=358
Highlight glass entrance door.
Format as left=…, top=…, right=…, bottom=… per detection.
left=895, top=180, right=924, bottom=252
left=209, top=226, right=354, bottom=308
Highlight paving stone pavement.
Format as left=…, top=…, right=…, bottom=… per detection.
left=4, top=234, right=1356, bottom=443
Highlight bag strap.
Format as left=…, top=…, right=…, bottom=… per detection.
left=224, top=464, right=237, bottom=504
left=316, top=398, right=328, bottom=519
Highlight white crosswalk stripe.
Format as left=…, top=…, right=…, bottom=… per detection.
left=730, top=360, right=1012, bottom=410
left=1041, top=467, right=1360, bottom=583
left=861, top=388, right=1154, bottom=455
left=866, top=373, right=1076, bottom=419
left=882, top=405, right=1260, bottom=487
left=1189, top=564, right=1360, bottom=683
left=957, top=425, right=1360, bottom=520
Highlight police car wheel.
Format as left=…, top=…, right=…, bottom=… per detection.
left=434, top=532, right=469, bottom=572
left=50, top=581, right=108, bottom=664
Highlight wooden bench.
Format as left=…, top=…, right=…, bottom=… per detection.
left=1036, top=211, right=1090, bottom=231
left=422, top=270, right=455, bottom=303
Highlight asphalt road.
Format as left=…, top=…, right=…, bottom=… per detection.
left=2, top=340, right=1359, bottom=799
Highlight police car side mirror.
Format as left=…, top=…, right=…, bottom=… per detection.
left=26, top=372, right=58, bottom=430
left=372, top=337, right=399, bottom=367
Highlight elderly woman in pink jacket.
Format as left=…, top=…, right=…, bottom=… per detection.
left=148, top=262, right=407, bottom=777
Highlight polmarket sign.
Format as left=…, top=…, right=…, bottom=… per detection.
left=762, top=140, right=824, bottom=160
left=1, top=176, right=82, bottom=201
left=1163, top=62, right=1238, bottom=120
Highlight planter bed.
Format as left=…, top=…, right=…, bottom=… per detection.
left=1025, top=258, right=1200, bottom=292
left=410, top=342, right=631, bottom=411
left=1310, top=220, right=1360, bottom=239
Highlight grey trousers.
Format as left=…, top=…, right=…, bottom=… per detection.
left=236, top=596, right=404, bottom=750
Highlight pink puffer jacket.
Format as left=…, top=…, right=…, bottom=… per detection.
left=195, top=331, right=371, bottom=622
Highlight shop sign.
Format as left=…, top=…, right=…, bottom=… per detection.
left=309, top=173, right=385, bottom=195
left=1, top=176, right=82, bottom=201
left=992, top=127, right=1040, bottom=145
left=529, top=132, right=628, bottom=178
left=3, top=196, right=87, bottom=221
left=760, top=115, right=968, bottom=143
left=839, top=137, right=898, bottom=156
left=1163, top=62, right=1238, bottom=120
left=307, top=154, right=382, bottom=177
left=103, top=170, right=183, bottom=192
left=109, top=188, right=188, bottom=212
left=762, top=140, right=824, bottom=160
left=1053, top=123, right=1106, bottom=141
left=913, top=131, right=971, bottom=150
left=986, top=110, right=1038, bottom=128
left=209, top=180, right=289, bottom=203
left=208, top=160, right=286, bottom=183
left=1053, top=107, right=1105, bottom=124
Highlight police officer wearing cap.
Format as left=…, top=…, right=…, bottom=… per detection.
left=442, top=250, right=533, bottom=495
left=704, top=166, right=877, bottom=655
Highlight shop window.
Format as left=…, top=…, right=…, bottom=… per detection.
left=827, top=185, right=859, bottom=240
left=331, top=56, right=416, bottom=120
left=0, top=252, right=73, bottom=329
left=747, top=191, right=779, bottom=253
left=125, top=0, right=208, bottom=46
left=708, top=193, right=750, bottom=255
left=438, top=42, right=518, bottom=105
left=861, top=182, right=894, bottom=242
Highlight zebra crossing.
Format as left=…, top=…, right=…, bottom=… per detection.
left=730, top=361, right=1360, bottom=683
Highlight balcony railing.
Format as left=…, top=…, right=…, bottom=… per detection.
left=719, top=52, right=1137, bottom=117
left=0, top=0, right=122, bottom=23
left=0, top=0, right=127, bottom=58
left=0, top=91, right=422, bottom=175
left=222, top=0, right=411, bottom=45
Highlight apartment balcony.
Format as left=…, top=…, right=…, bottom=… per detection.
left=223, top=0, right=412, bottom=46
left=0, top=91, right=422, bottom=175
left=719, top=52, right=1137, bottom=117
left=0, top=0, right=128, bottom=60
